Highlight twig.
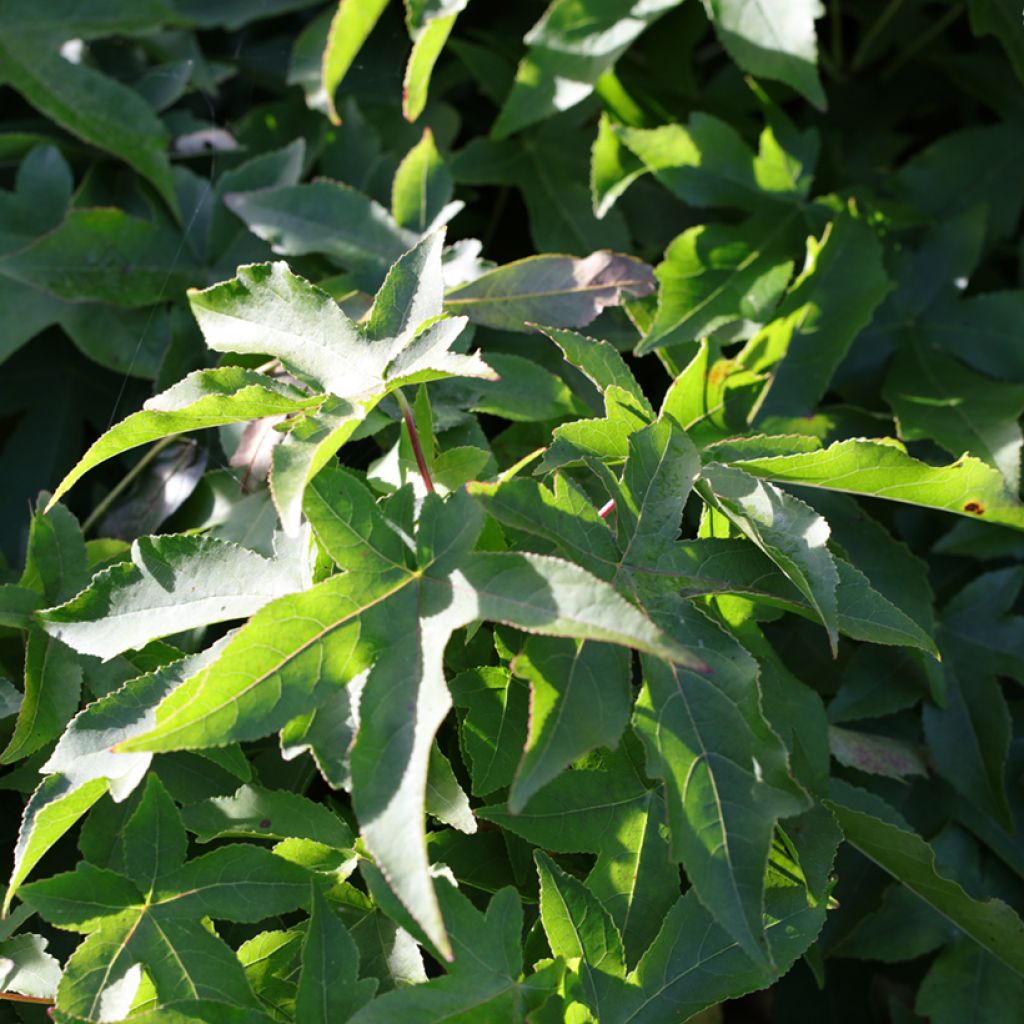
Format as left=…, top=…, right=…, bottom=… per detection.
left=395, top=390, right=434, bottom=494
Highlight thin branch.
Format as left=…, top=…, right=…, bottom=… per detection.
left=395, top=390, right=434, bottom=494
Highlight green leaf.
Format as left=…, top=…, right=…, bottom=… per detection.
left=40, top=533, right=311, bottom=660
left=297, top=884, right=377, bottom=1022
left=967, top=0, right=1024, bottom=83
left=345, top=883, right=534, bottom=1023
left=916, top=939, right=1024, bottom=1024
left=0, top=39, right=178, bottom=215
left=591, top=111, right=648, bottom=219
left=827, top=783, right=1024, bottom=976
left=941, top=568, right=1024, bottom=682
left=726, top=439, right=1024, bottom=530
left=444, top=251, right=656, bottom=331
left=0, top=585, right=42, bottom=630
left=321, top=0, right=391, bottom=124
left=616, top=115, right=801, bottom=213
left=663, top=540, right=937, bottom=654
left=403, top=13, right=460, bottom=123
left=508, top=636, right=632, bottom=812
left=535, top=850, right=626, bottom=1017
left=539, top=385, right=652, bottom=474
left=540, top=326, right=650, bottom=412
left=118, top=774, right=187, bottom=893
left=700, top=464, right=840, bottom=652
left=884, top=345, right=1024, bottom=492
left=0, top=209, right=198, bottom=307
left=0, top=932, right=60, bottom=1001
left=182, top=784, right=354, bottom=848
left=703, top=0, right=825, bottom=108
left=224, top=182, right=417, bottom=291
left=1, top=628, right=82, bottom=762
left=472, top=353, right=587, bottom=422
left=740, top=214, right=892, bottom=419
left=616, top=885, right=828, bottom=1023
left=391, top=129, right=456, bottom=233
left=922, top=664, right=1012, bottom=831
left=492, top=0, right=685, bottom=139
left=638, top=212, right=799, bottom=354
left=113, top=486, right=701, bottom=961
left=47, top=367, right=322, bottom=509
left=634, top=607, right=808, bottom=967
left=4, top=777, right=108, bottom=916
left=449, top=666, right=528, bottom=797
left=20, top=496, right=88, bottom=604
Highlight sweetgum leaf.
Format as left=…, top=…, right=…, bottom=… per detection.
left=726, top=439, right=1024, bottom=530
left=321, top=0, right=390, bottom=124
left=638, top=212, right=800, bottom=354
left=828, top=782, right=1024, bottom=976
left=700, top=463, right=840, bottom=652
left=224, top=181, right=417, bottom=291
left=535, top=850, right=626, bottom=1016
left=47, top=367, right=322, bottom=509
left=703, top=0, right=825, bottom=108
left=0, top=37, right=178, bottom=215
left=296, top=885, right=376, bottom=1022
left=885, top=345, right=1024, bottom=492
left=403, top=12, right=459, bottom=122
left=114, top=482, right=701, bottom=958
left=0, top=209, right=199, bottom=307
left=916, top=939, right=1024, bottom=1024
left=740, top=213, right=892, bottom=420
left=444, top=251, right=656, bottom=331
left=391, top=129, right=456, bottom=233
left=188, top=233, right=491, bottom=531
left=492, top=0, right=684, bottom=139
left=39, top=532, right=311, bottom=660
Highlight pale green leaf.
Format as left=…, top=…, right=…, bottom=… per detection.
left=392, top=129, right=456, bottom=233
left=39, top=533, right=311, bottom=660
left=47, top=367, right=321, bottom=509
left=703, top=0, right=825, bottom=108
left=492, top=0, right=685, bottom=139
left=403, top=14, right=459, bottom=123
left=726, top=439, right=1024, bottom=530
left=700, top=463, right=840, bottom=651
left=322, top=0, right=391, bottom=124
left=638, top=212, right=799, bottom=354
left=0, top=932, right=61, bottom=1000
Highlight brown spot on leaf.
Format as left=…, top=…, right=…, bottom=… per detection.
left=963, top=500, right=985, bottom=515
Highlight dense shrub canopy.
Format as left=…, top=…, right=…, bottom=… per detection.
left=0, top=2, right=1023, bottom=1022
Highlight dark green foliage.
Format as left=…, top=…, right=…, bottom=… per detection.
left=0, top=2, right=1023, bottom=1022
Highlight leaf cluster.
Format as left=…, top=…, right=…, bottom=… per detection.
left=1, top=2, right=1024, bottom=1023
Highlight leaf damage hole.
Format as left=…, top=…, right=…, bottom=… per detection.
left=963, top=500, right=985, bottom=515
